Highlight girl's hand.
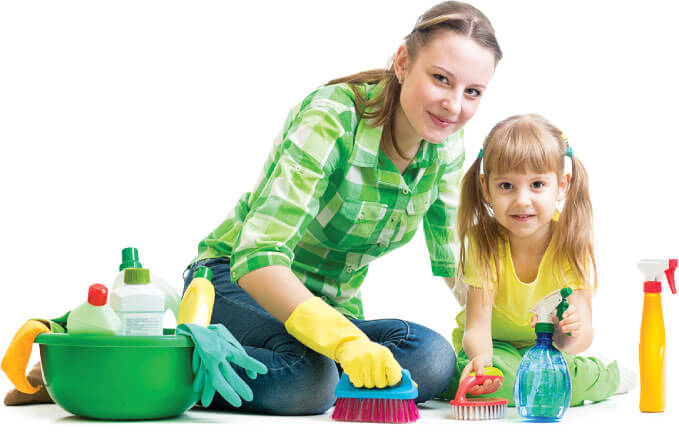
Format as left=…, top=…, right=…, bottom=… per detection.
left=459, top=354, right=501, bottom=396
left=557, top=305, right=580, bottom=336
left=530, top=307, right=580, bottom=336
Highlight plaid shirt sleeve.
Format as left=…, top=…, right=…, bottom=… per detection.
left=422, top=135, right=465, bottom=277
left=229, top=99, right=348, bottom=284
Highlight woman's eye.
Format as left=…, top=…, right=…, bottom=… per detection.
left=433, top=73, right=449, bottom=84
left=531, top=181, right=545, bottom=189
left=465, top=88, right=482, bottom=98
left=499, top=182, right=512, bottom=190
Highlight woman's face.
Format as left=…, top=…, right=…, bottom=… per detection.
left=395, top=31, right=496, bottom=144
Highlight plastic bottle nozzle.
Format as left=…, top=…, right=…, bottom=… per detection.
left=639, top=259, right=678, bottom=295
left=531, top=288, right=568, bottom=324
left=119, top=247, right=142, bottom=271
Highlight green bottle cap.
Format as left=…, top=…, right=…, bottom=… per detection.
left=124, top=268, right=150, bottom=284
left=193, top=266, right=213, bottom=281
left=119, top=247, right=142, bottom=271
left=535, top=322, right=554, bottom=334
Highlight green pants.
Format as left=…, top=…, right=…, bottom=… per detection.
left=439, top=340, right=620, bottom=407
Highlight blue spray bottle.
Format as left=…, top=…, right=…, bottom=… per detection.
left=514, top=287, right=572, bottom=421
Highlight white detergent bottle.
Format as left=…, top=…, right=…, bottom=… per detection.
left=110, top=268, right=164, bottom=336
left=112, top=247, right=180, bottom=322
left=67, top=284, right=121, bottom=335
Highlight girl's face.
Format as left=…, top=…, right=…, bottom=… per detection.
left=395, top=31, right=496, bottom=144
left=481, top=170, right=569, bottom=242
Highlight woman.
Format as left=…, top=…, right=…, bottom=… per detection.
left=184, top=1, right=501, bottom=415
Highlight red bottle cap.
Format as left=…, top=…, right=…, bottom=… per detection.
left=88, top=284, right=109, bottom=306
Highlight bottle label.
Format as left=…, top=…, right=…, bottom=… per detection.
left=119, top=313, right=163, bottom=336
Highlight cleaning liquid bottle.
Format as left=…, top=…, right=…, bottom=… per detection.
left=514, top=287, right=573, bottom=421
left=110, top=268, right=164, bottom=336
left=638, top=258, right=677, bottom=413
left=176, top=266, right=215, bottom=327
left=112, top=247, right=181, bottom=322
left=66, top=284, right=121, bottom=335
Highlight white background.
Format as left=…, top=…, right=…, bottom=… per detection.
left=0, top=0, right=677, bottom=434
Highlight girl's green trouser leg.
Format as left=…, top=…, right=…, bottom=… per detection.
left=438, top=340, right=620, bottom=407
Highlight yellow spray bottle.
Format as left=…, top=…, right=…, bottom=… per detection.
left=637, top=258, right=677, bottom=413
left=177, top=266, right=215, bottom=327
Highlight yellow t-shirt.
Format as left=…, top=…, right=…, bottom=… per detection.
left=452, top=227, right=585, bottom=352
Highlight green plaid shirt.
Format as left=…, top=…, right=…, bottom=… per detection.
left=196, top=82, right=464, bottom=319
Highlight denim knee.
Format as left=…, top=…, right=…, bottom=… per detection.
left=396, top=322, right=456, bottom=402
left=209, top=348, right=339, bottom=416
left=264, top=351, right=339, bottom=415
left=423, top=329, right=457, bottom=400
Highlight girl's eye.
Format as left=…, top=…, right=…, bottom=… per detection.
left=433, top=73, right=449, bottom=85
left=499, top=182, right=512, bottom=190
left=531, top=181, right=545, bottom=189
left=465, top=88, right=482, bottom=98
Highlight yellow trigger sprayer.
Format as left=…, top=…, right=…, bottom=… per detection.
left=637, top=258, right=677, bottom=413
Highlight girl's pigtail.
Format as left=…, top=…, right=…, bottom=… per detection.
left=456, top=154, right=497, bottom=304
left=557, top=155, right=597, bottom=292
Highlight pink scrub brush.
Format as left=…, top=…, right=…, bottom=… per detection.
left=450, top=367, right=508, bottom=420
left=331, top=369, right=419, bottom=423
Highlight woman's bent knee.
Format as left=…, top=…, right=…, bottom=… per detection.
left=396, top=323, right=456, bottom=402
left=258, top=351, right=339, bottom=415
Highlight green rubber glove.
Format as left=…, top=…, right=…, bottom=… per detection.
left=176, top=323, right=267, bottom=408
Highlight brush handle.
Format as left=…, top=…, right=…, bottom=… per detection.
left=454, top=374, right=503, bottom=403
left=334, top=368, right=418, bottom=399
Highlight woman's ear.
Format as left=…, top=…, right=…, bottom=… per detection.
left=557, top=173, right=571, bottom=201
left=394, top=44, right=409, bottom=82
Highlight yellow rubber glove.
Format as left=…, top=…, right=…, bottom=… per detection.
left=284, top=297, right=402, bottom=389
left=1, top=320, right=50, bottom=394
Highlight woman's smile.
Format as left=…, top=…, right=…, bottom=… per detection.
left=428, top=111, right=455, bottom=128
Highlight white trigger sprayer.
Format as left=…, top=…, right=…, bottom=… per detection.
left=529, top=287, right=573, bottom=328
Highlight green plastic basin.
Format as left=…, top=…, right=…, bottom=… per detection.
left=35, top=329, right=197, bottom=420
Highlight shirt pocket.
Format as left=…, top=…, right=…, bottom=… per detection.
left=336, top=200, right=388, bottom=246
left=404, top=193, right=432, bottom=228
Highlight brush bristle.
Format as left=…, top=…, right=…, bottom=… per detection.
left=332, top=397, right=419, bottom=423
left=450, top=403, right=507, bottom=420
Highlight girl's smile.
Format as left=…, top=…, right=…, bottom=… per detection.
left=510, top=214, right=536, bottom=222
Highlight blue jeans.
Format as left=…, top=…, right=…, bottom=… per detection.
left=184, top=258, right=455, bottom=415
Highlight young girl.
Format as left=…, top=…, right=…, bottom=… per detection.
left=440, top=114, right=631, bottom=405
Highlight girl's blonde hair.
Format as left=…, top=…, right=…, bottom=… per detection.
left=325, top=1, right=502, bottom=128
left=457, top=114, right=597, bottom=302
